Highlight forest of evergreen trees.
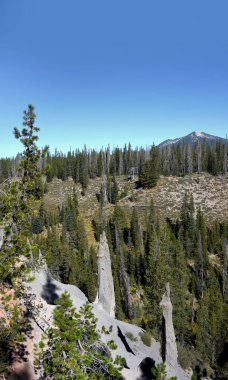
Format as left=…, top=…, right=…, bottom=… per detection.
left=0, top=137, right=227, bottom=189
left=32, top=190, right=228, bottom=379
left=1, top=107, right=228, bottom=379
left=0, top=105, right=126, bottom=379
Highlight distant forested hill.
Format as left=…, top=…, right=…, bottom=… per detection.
left=0, top=131, right=227, bottom=186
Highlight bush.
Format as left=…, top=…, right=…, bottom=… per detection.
left=177, top=342, right=197, bottom=370
left=125, top=331, right=138, bottom=342
left=119, top=184, right=129, bottom=199
left=139, top=331, right=152, bottom=347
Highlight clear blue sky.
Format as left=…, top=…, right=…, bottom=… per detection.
left=0, top=0, right=227, bottom=157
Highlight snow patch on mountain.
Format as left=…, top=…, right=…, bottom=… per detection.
left=158, top=131, right=225, bottom=148
left=195, top=131, right=204, bottom=137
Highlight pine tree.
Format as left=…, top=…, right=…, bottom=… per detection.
left=111, top=176, right=119, bottom=204
left=0, top=104, right=48, bottom=285
left=152, top=362, right=177, bottom=380
left=222, top=239, right=228, bottom=298
left=79, top=150, right=89, bottom=194
left=196, top=269, right=225, bottom=365
left=45, top=227, right=62, bottom=279
left=36, top=292, right=124, bottom=379
left=180, top=192, right=195, bottom=257
left=169, top=239, right=190, bottom=344
left=0, top=104, right=48, bottom=372
left=130, top=208, right=144, bottom=282
left=145, top=223, right=167, bottom=327
left=139, top=144, right=160, bottom=188
left=195, top=208, right=208, bottom=298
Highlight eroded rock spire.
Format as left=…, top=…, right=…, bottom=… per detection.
left=97, top=231, right=115, bottom=317
left=160, top=282, right=178, bottom=369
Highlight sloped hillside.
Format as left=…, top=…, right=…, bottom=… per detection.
left=43, top=176, right=131, bottom=244
left=120, top=173, right=228, bottom=223
left=44, top=174, right=228, bottom=233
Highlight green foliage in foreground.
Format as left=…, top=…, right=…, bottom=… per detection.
left=0, top=104, right=48, bottom=286
left=36, top=291, right=124, bottom=379
left=152, top=363, right=177, bottom=380
left=0, top=104, right=48, bottom=372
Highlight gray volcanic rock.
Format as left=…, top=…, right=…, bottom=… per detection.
left=97, top=231, right=116, bottom=317
left=160, top=283, right=192, bottom=379
left=25, top=267, right=192, bottom=379
left=160, top=283, right=178, bottom=369
left=0, top=226, right=4, bottom=248
left=25, top=267, right=162, bottom=380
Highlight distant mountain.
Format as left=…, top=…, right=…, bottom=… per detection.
left=158, top=131, right=227, bottom=148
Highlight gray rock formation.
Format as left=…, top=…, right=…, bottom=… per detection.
left=26, top=266, right=192, bottom=379
left=0, top=226, right=4, bottom=248
left=97, top=231, right=115, bottom=317
left=160, top=282, right=178, bottom=369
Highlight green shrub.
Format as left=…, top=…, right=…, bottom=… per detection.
left=177, top=342, right=197, bottom=370
left=125, top=331, right=138, bottom=342
left=139, top=331, right=152, bottom=347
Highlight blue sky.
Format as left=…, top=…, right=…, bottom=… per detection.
left=0, top=0, right=227, bottom=157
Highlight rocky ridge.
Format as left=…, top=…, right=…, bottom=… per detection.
left=23, top=266, right=191, bottom=380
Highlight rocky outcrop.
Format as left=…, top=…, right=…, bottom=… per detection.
left=0, top=226, right=4, bottom=248
left=97, top=232, right=115, bottom=317
left=160, top=282, right=178, bottom=369
left=26, top=267, right=192, bottom=379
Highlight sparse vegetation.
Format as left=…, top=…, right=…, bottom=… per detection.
left=36, top=292, right=124, bottom=379
left=139, top=331, right=152, bottom=347
left=125, top=331, right=138, bottom=342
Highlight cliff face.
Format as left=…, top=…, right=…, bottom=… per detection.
left=97, top=231, right=116, bottom=317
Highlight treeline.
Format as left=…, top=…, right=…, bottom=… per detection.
left=34, top=189, right=228, bottom=378
left=1, top=138, right=227, bottom=187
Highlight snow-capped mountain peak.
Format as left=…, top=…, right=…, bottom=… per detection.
left=194, top=131, right=204, bottom=137
left=158, top=131, right=225, bottom=148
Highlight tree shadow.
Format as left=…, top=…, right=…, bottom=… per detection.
left=91, top=219, right=100, bottom=242
left=137, top=357, right=156, bottom=380
left=8, top=309, right=34, bottom=366
left=217, top=341, right=228, bottom=370
left=7, top=362, right=35, bottom=380
left=41, top=272, right=59, bottom=305
left=117, top=327, right=135, bottom=355
left=135, top=181, right=142, bottom=189
left=161, top=316, right=166, bottom=362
